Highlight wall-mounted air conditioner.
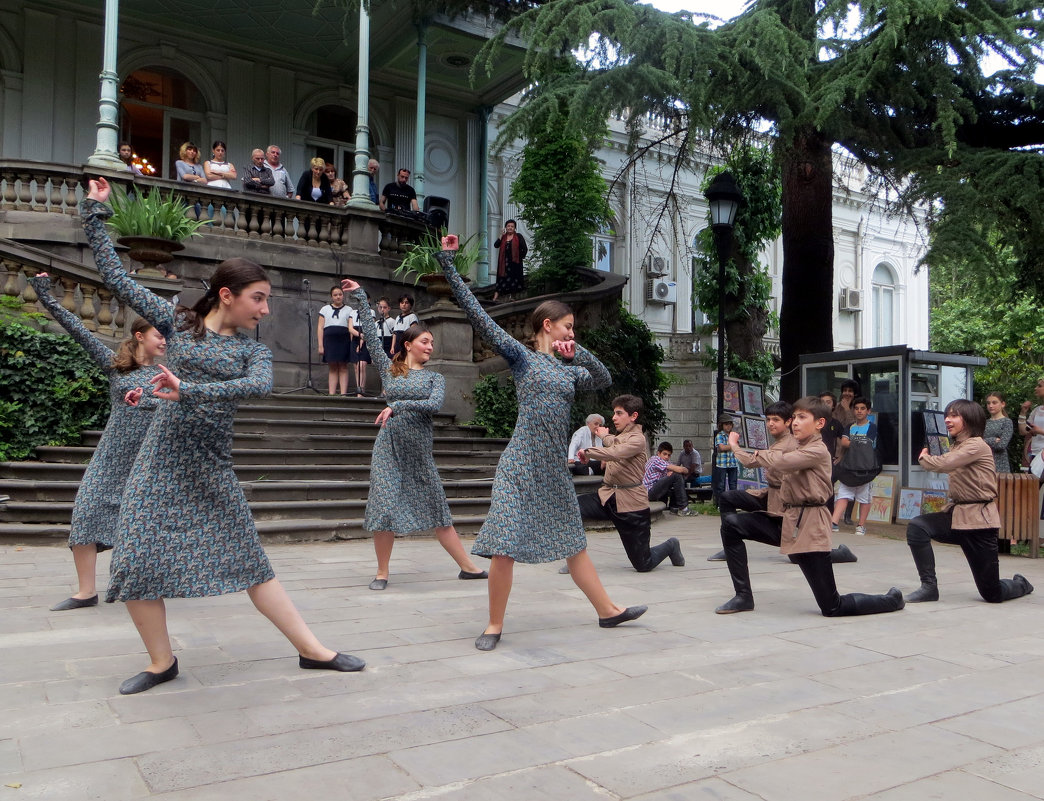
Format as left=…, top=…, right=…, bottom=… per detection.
left=649, top=255, right=669, bottom=276
left=839, top=287, right=863, bottom=312
left=646, top=279, right=678, bottom=304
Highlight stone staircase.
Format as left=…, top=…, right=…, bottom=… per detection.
left=0, top=394, right=604, bottom=542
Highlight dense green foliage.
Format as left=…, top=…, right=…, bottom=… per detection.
left=469, top=304, right=672, bottom=439
left=0, top=312, right=109, bottom=461
left=928, top=232, right=1042, bottom=470
left=481, top=0, right=1043, bottom=397
left=468, top=373, right=519, bottom=438
left=692, top=146, right=780, bottom=386
left=509, top=98, right=614, bottom=293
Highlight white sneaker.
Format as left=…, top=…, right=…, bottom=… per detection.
left=831, top=523, right=839, bottom=532
left=855, top=525, right=866, bottom=536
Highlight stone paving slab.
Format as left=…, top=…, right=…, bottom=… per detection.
left=1, top=516, right=1043, bottom=800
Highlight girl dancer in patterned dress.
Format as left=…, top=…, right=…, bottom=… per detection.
left=340, top=279, right=488, bottom=589
left=30, top=275, right=164, bottom=612
left=438, top=238, right=647, bottom=651
left=82, top=177, right=364, bottom=694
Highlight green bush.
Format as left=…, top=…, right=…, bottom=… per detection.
left=0, top=317, right=109, bottom=461
left=468, top=374, right=518, bottom=438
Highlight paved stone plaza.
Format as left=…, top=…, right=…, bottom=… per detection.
left=1, top=516, right=1042, bottom=800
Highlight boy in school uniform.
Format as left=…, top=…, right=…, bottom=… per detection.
left=716, top=396, right=904, bottom=616
left=574, top=395, right=685, bottom=572
left=830, top=395, right=878, bottom=536
left=708, top=401, right=857, bottom=564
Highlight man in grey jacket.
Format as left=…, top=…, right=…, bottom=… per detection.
left=242, top=149, right=275, bottom=194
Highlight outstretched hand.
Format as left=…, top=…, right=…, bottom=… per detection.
left=577, top=449, right=589, bottom=464
left=149, top=363, right=182, bottom=402
left=552, top=340, right=575, bottom=359
left=374, top=406, right=393, bottom=427
left=441, top=235, right=459, bottom=251
left=124, top=387, right=144, bottom=407
left=340, top=278, right=360, bottom=292
left=727, top=430, right=740, bottom=449
left=87, top=177, right=111, bottom=203
left=594, top=425, right=609, bottom=439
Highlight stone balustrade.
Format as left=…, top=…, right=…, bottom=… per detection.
left=0, top=160, right=424, bottom=257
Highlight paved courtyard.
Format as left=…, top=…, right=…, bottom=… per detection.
left=1, top=515, right=1042, bottom=800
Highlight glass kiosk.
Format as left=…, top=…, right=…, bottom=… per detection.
left=800, top=346, right=987, bottom=488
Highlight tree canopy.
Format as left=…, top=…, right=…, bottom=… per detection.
left=481, top=0, right=1044, bottom=398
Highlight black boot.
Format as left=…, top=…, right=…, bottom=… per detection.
left=715, top=537, right=754, bottom=614
left=707, top=549, right=726, bottom=562
left=907, top=540, right=939, bottom=602
left=836, top=586, right=905, bottom=615
left=1002, top=573, right=1035, bottom=600
left=831, top=544, right=858, bottom=563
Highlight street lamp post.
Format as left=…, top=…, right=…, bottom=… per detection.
left=703, top=171, right=744, bottom=422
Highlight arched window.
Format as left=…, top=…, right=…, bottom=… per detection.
left=304, top=105, right=360, bottom=182
left=592, top=222, right=616, bottom=272
left=120, top=68, right=206, bottom=179
left=872, top=263, right=896, bottom=347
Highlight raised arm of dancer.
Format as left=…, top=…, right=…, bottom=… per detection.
left=567, top=344, right=612, bottom=391
left=343, top=284, right=391, bottom=375
left=80, top=179, right=176, bottom=336
left=390, top=372, right=446, bottom=415
left=435, top=250, right=526, bottom=366
left=150, top=345, right=273, bottom=403
left=30, top=275, right=115, bottom=373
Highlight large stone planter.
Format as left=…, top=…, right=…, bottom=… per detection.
left=117, top=236, right=184, bottom=278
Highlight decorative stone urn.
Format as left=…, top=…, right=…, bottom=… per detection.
left=117, top=236, right=184, bottom=278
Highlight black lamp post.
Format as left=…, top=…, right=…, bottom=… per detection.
left=704, top=170, right=744, bottom=421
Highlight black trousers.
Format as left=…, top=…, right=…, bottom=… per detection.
left=721, top=513, right=900, bottom=616
left=718, top=489, right=767, bottom=517
left=577, top=492, right=673, bottom=572
left=906, top=511, right=1026, bottom=603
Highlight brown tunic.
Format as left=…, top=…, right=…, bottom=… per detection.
left=834, top=403, right=856, bottom=431
left=918, top=434, right=1000, bottom=530
left=735, top=431, right=797, bottom=517
left=739, top=434, right=833, bottom=554
left=584, top=422, right=649, bottom=513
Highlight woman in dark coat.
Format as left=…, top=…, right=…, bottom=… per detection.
left=493, top=219, right=528, bottom=301
left=295, top=157, right=334, bottom=204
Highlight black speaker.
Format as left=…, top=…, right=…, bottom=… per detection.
left=423, top=195, right=451, bottom=230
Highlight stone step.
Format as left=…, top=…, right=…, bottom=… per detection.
left=231, top=417, right=486, bottom=437
left=230, top=402, right=462, bottom=425
left=76, top=430, right=511, bottom=451
left=34, top=445, right=502, bottom=468
left=0, top=461, right=499, bottom=483
left=0, top=477, right=529, bottom=503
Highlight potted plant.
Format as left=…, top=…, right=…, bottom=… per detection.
left=394, top=229, right=476, bottom=298
left=106, top=185, right=208, bottom=277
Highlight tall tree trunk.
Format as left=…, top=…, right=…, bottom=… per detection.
left=779, top=128, right=834, bottom=400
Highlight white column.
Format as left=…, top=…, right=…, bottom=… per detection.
left=86, top=0, right=124, bottom=168
left=413, top=21, right=428, bottom=205
left=349, top=4, right=377, bottom=207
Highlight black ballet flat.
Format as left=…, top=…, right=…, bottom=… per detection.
left=598, top=605, right=648, bottom=628
left=458, top=570, right=489, bottom=580
left=715, top=595, right=755, bottom=614
left=475, top=632, right=501, bottom=651
left=299, top=652, right=366, bottom=672
left=368, top=578, right=388, bottom=591
left=119, top=657, right=179, bottom=695
left=50, top=595, right=98, bottom=611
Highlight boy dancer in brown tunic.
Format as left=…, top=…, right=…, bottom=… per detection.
left=905, top=399, right=1034, bottom=602
left=575, top=394, right=685, bottom=572
left=717, top=396, right=904, bottom=616
left=709, top=401, right=856, bottom=564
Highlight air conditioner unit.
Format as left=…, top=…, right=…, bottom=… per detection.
left=650, top=255, right=669, bottom=276
left=646, top=279, right=678, bottom=304
left=840, top=287, right=863, bottom=312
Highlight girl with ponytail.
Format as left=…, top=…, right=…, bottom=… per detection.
left=79, top=177, right=364, bottom=695
left=29, top=274, right=165, bottom=613
left=340, top=278, right=488, bottom=590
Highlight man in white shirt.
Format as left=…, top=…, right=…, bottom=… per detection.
left=568, top=413, right=605, bottom=475
left=264, top=144, right=295, bottom=199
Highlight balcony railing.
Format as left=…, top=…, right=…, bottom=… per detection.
left=0, top=160, right=425, bottom=257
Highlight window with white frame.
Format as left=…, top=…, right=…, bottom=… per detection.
left=872, top=263, right=896, bottom=346
left=592, top=223, right=615, bottom=272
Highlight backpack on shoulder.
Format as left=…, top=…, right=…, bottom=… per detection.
left=836, top=434, right=882, bottom=486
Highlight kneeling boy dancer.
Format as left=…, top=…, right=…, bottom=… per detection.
left=576, top=394, right=685, bottom=572
left=708, top=400, right=856, bottom=564
left=716, top=396, right=904, bottom=616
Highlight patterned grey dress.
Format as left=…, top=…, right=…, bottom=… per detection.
left=983, top=416, right=1013, bottom=474
left=30, top=276, right=160, bottom=551
left=346, top=287, right=453, bottom=533
left=439, top=253, right=612, bottom=563
left=80, top=199, right=276, bottom=602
